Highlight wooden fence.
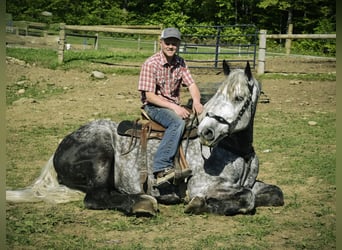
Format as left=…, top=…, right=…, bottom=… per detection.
left=257, top=29, right=336, bottom=74
left=58, top=23, right=162, bottom=63
left=6, top=22, right=336, bottom=73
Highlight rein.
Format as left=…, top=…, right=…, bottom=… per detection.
left=184, top=111, right=199, bottom=157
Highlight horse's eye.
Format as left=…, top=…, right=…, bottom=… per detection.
left=217, top=117, right=226, bottom=123
left=234, top=96, right=244, bottom=102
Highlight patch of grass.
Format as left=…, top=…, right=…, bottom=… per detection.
left=6, top=47, right=60, bottom=69
left=259, top=72, right=336, bottom=81
left=6, top=47, right=148, bottom=74
left=6, top=124, right=79, bottom=188
left=6, top=73, right=67, bottom=105
left=6, top=82, right=66, bottom=106
left=255, top=111, right=335, bottom=185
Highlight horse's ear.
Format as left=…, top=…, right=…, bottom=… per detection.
left=223, top=60, right=230, bottom=76
left=245, top=61, right=252, bottom=81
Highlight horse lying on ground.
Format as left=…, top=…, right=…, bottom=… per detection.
left=6, top=60, right=284, bottom=216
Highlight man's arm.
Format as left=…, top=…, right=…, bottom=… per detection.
left=188, top=83, right=203, bottom=114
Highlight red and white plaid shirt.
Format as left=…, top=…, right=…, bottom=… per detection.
left=138, top=51, right=195, bottom=105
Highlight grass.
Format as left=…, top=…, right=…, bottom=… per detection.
left=258, top=72, right=336, bottom=81
left=6, top=47, right=336, bottom=249
left=6, top=76, right=66, bottom=105
left=255, top=110, right=336, bottom=185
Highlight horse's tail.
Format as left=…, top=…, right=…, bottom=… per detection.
left=6, top=154, right=84, bottom=204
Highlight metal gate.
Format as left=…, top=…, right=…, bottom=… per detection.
left=178, top=24, right=258, bottom=69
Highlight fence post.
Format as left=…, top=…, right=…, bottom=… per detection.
left=285, top=23, right=293, bottom=55
left=94, top=33, right=99, bottom=50
left=58, top=23, right=65, bottom=64
left=257, top=29, right=267, bottom=75
left=214, top=27, right=221, bottom=68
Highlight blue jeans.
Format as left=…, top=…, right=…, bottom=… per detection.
left=144, top=104, right=185, bottom=173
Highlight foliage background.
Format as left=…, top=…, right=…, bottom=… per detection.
left=6, top=0, right=336, bottom=34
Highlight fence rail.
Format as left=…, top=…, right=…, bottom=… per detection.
left=178, top=24, right=258, bottom=69
left=6, top=22, right=336, bottom=73
left=257, top=29, right=336, bottom=74
left=58, top=23, right=162, bottom=63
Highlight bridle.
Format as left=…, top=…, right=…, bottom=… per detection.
left=205, top=82, right=254, bottom=137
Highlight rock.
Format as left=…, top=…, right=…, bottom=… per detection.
left=12, top=98, right=37, bottom=105
left=91, top=71, right=105, bottom=79
left=308, top=121, right=317, bottom=126
left=16, top=80, right=27, bottom=86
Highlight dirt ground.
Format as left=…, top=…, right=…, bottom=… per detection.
left=5, top=56, right=336, bottom=129
left=6, top=55, right=336, bottom=249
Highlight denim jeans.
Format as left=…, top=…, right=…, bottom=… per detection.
left=144, top=104, right=185, bottom=173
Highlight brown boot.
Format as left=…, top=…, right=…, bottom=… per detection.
left=154, top=167, right=175, bottom=186
left=175, top=168, right=192, bottom=180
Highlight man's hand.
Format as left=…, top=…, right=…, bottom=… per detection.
left=173, top=105, right=191, bottom=119
left=192, top=101, right=203, bottom=115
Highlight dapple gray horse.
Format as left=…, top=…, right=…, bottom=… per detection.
left=6, top=60, right=283, bottom=216
left=184, top=60, right=284, bottom=215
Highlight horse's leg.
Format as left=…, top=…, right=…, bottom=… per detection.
left=206, top=187, right=255, bottom=215
left=84, top=189, right=158, bottom=217
left=252, top=181, right=284, bottom=207
left=153, top=179, right=187, bottom=205
left=185, top=186, right=255, bottom=215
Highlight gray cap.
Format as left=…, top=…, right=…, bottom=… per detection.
left=161, top=27, right=181, bottom=40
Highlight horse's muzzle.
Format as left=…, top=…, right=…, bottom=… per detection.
left=199, top=127, right=216, bottom=146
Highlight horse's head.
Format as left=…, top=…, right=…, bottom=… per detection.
left=198, top=60, right=261, bottom=147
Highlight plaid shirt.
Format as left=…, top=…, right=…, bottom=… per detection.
left=138, top=51, right=195, bottom=105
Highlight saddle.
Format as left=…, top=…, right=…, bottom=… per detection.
left=117, top=109, right=198, bottom=141
left=117, top=108, right=198, bottom=193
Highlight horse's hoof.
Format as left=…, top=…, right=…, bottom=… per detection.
left=132, top=195, right=158, bottom=217
left=184, top=196, right=208, bottom=214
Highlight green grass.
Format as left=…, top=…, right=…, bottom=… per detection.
left=6, top=76, right=66, bottom=105
left=255, top=111, right=336, bottom=185
left=6, top=47, right=60, bottom=69
left=258, top=72, right=336, bottom=81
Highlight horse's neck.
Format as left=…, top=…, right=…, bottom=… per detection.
left=218, top=120, right=255, bottom=161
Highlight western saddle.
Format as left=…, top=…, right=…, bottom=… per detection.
left=117, top=108, right=198, bottom=192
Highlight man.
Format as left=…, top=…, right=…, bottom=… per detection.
left=138, top=27, right=203, bottom=185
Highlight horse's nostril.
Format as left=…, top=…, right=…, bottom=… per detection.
left=201, top=128, right=214, bottom=140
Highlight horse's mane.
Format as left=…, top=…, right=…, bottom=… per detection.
left=217, top=69, right=251, bottom=102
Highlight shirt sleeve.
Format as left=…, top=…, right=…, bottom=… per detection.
left=138, top=62, right=156, bottom=93
left=179, top=58, right=195, bottom=87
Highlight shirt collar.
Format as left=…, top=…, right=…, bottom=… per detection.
left=159, top=51, right=180, bottom=67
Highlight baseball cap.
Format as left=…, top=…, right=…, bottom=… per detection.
left=161, top=27, right=181, bottom=40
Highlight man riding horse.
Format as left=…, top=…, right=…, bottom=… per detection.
left=138, top=27, right=203, bottom=186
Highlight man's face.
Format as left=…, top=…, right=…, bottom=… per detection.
left=160, top=37, right=180, bottom=59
